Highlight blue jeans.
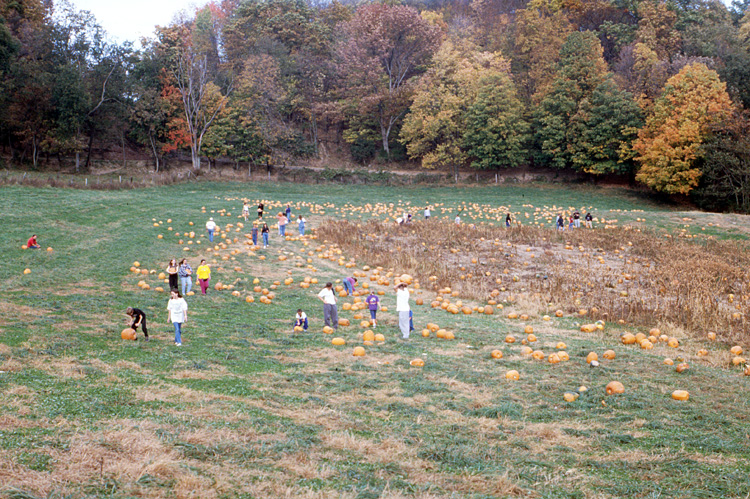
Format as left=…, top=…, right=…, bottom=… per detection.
left=262, top=233, right=269, bottom=246
left=343, top=280, right=353, bottom=294
left=207, top=229, right=214, bottom=242
left=299, top=223, right=305, bottom=236
left=173, top=322, right=182, bottom=344
left=181, top=276, right=192, bottom=296
left=252, top=229, right=258, bottom=245
left=280, top=224, right=286, bottom=236
left=370, top=309, right=377, bottom=320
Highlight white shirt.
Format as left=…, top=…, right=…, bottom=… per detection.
left=396, top=288, right=410, bottom=312
left=296, top=312, right=307, bottom=321
left=318, top=288, right=336, bottom=305
left=167, top=298, right=188, bottom=323
left=455, top=216, right=460, bottom=224
left=242, top=205, right=249, bottom=213
left=424, top=209, right=430, bottom=217
left=206, top=220, right=216, bottom=230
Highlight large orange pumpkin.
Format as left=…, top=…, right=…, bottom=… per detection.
left=121, top=328, right=136, bottom=341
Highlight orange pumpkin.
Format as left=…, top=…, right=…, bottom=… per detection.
left=605, top=381, right=625, bottom=395
left=121, top=328, right=136, bottom=341
left=491, top=350, right=503, bottom=359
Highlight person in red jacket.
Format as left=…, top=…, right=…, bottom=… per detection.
left=27, top=235, right=40, bottom=249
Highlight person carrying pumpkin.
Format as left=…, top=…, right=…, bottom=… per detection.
left=125, top=307, right=149, bottom=341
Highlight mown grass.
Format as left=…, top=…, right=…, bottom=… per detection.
left=1, top=181, right=749, bottom=499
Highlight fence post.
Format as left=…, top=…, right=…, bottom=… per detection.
left=85, top=178, right=88, bottom=186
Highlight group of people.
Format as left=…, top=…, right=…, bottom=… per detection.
left=214, top=202, right=307, bottom=250
left=125, top=289, right=188, bottom=346
left=315, top=278, right=413, bottom=339
left=556, top=211, right=593, bottom=231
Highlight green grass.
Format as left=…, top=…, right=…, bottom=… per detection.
left=1, top=181, right=749, bottom=498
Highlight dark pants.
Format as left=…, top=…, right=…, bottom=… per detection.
left=169, top=273, right=178, bottom=290
left=324, top=304, right=338, bottom=330
left=133, top=318, right=149, bottom=339
left=252, top=228, right=258, bottom=245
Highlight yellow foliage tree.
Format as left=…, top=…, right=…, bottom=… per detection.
left=633, top=63, right=734, bottom=195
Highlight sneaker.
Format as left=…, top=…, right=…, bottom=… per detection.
left=145, top=337, right=150, bottom=342
left=175, top=342, right=182, bottom=346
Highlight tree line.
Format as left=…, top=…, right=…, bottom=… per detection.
left=3, top=0, right=750, bottom=211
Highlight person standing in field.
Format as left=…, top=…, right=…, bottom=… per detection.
left=318, top=282, right=338, bottom=331
left=424, top=206, right=431, bottom=219
left=261, top=222, right=270, bottom=248
left=257, top=202, right=264, bottom=218
left=285, top=204, right=291, bottom=222
left=556, top=214, right=565, bottom=231
left=455, top=214, right=461, bottom=225
left=568, top=215, right=574, bottom=230
left=298, top=215, right=306, bottom=236
left=342, top=276, right=357, bottom=296
left=178, top=258, right=193, bottom=296
left=125, top=307, right=149, bottom=341
left=251, top=217, right=261, bottom=246
left=196, top=259, right=211, bottom=295
left=395, top=282, right=411, bottom=339
left=242, top=201, right=250, bottom=221
left=167, top=290, right=188, bottom=346
left=277, top=212, right=288, bottom=237
left=573, top=210, right=581, bottom=228
left=206, top=217, right=216, bottom=242
left=585, top=212, right=593, bottom=228
left=166, top=258, right=179, bottom=291
left=506, top=213, right=512, bottom=228
left=366, top=290, right=380, bottom=327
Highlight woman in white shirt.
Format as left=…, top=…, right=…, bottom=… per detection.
left=317, top=282, right=338, bottom=331
left=395, top=282, right=411, bottom=339
left=167, top=290, right=188, bottom=346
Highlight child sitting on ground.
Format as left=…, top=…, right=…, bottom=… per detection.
left=294, top=309, right=308, bottom=331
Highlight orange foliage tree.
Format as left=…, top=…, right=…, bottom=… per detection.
left=633, top=63, right=734, bottom=195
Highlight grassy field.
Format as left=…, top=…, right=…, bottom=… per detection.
left=1, top=181, right=750, bottom=499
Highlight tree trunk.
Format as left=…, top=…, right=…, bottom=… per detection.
left=148, top=132, right=160, bottom=172
left=191, top=142, right=201, bottom=170
left=84, top=132, right=94, bottom=171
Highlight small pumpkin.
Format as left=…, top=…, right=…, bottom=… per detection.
left=331, top=337, right=346, bottom=346
left=410, top=358, right=425, bottom=367
left=505, top=370, right=520, bottom=380
left=121, top=328, right=136, bottom=341
left=671, top=390, right=689, bottom=401
left=602, top=350, right=615, bottom=360
left=490, top=350, right=503, bottom=359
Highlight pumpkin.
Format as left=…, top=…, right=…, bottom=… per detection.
left=558, top=351, right=570, bottom=361
left=410, top=358, right=425, bottom=367
left=671, top=390, right=689, bottom=401
left=505, top=335, right=516, bottom=343
left=323, top=326, right=334, bottom=334
left=555, top=310, right=564, bottom=317
left=732, top=356, right=747, bottom=366
left=491, top=350, right=503, bottom=359
left=23, top=268, right=31, bottom=274
left=696, top=349, right=708, bottom=356
left=444, top=331, right=455, bottom=340
left=339, top=319, right=350, bottom=327
left=416, top=298, right=424, bottom=306
left=548, top=353, right=561, bottom=364
left=675, top=363, right=689, bottom=373
left=527, top=334, right=537, bottom=343
left=640, top=339, right=654, bottom=350
left=744, top=365, right=750, bottom=376
left=586, top=352, right=598, bottom=364
left=524, top=325, right=533, bottom=335
left=331, top=337, right=346, bottom=346
left=154, top=287, right=164, bottom=293
left=293, top=326, right=304, bottom=333
left=602, top=350, right=615, bottom=360
left=580, top=324, right=597, bottom=333
left=121, top=328, right=136, bottom=341
left=707, top=332, right=717, bottom=341
left=667, top=338, right=679, bottom=348
left=507, top=312, right=518, bottom=319
left=436, top=329, right=447, bottom=339
left=532, top=350, right=545, bottom=360
left=621, top=333, right=636, bottom=345
left=505, top=370, right=520, bottom=380
left=556, top=342, right=567, bottom=350
left=663, top=358, right=674, bottom=365
left=649, top=328, right=660, bottom=337
left=563, top=392, right=579, bottom=402
left=730, top=345, right=743, bottom=355
left=374, top=334, right=385, bottom=342
left=158, top=272, right=166, bottom=280
left=605, top=381, right=625, bottom=395
left=363, top=330, right=375, bottom=342
left=520, top=346, right=533, bottom=355
left=421, top=329, right=430, bottom=337
left=353, top=346, right=366, bottom=357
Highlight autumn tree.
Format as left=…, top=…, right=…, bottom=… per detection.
left=336, top=4, right=442, bottom=159
left=633, top=63, right=734, bottom=194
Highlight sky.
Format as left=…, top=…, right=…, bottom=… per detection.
left=69, top=0, right=199, bottom=44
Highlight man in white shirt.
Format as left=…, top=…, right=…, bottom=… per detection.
left=424, top=207, right=431, bottom=219
left=317, top=282, right=338, bottom=330
left=395, top=282, right=411, bottom=339
left=206, top=217, right=217, bottom=242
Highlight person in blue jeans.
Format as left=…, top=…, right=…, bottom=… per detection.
left=178, top=258, right=193, bottom=295
left=365, top=291, right=380, bottom=327
left=294, top=309, right=308, bottom=331
left=206, top=218, right=216, bottom=242
left=261, top=223, right=270, bottom=248
left=167, top=290, right=188, bottom=346
left=342, top=276, right=357, bottom=295
left=251, top=217, right=261, bottom=245
left=298, top=215, right=306, bottom=236
left=285, top=204, right=291, bottom=221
